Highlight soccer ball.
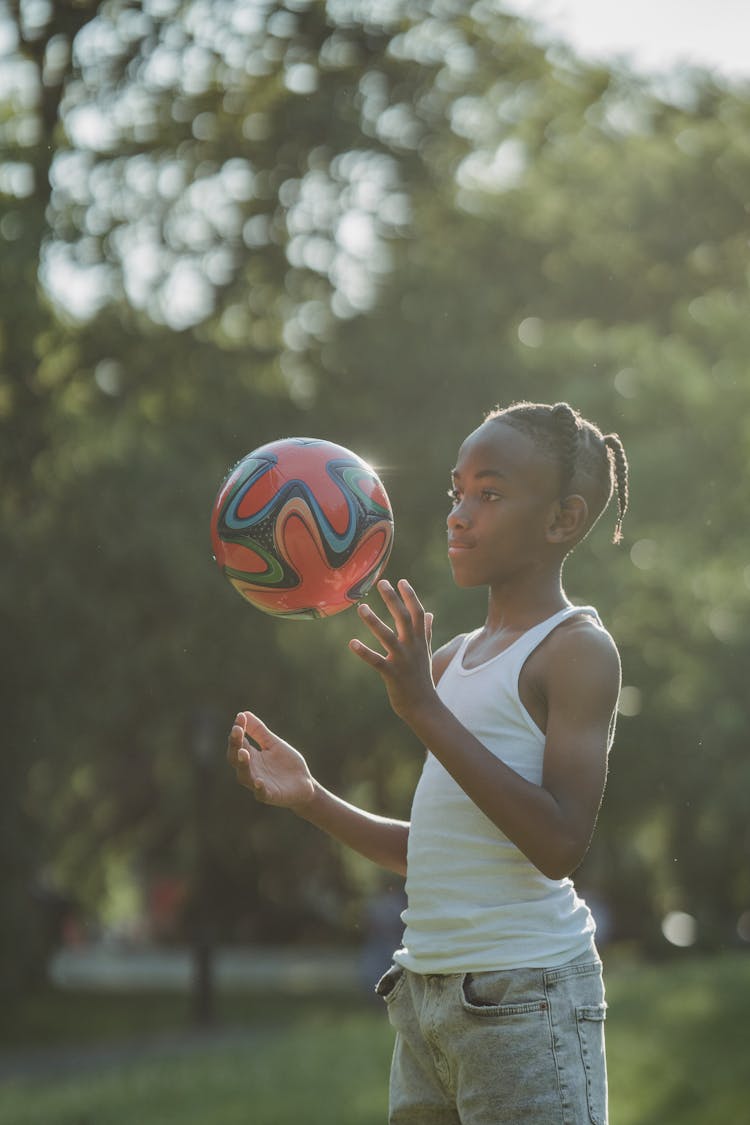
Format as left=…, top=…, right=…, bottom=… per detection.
left=210, top=437, right=394, bottom=619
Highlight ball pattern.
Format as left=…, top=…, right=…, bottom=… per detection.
left=210, top=438, right=394, bottom=619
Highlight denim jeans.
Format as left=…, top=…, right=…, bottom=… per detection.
left=375, top=951, right=607, bottom=1124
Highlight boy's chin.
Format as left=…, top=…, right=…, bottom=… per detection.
left=449, top=566, right=484, bottom=590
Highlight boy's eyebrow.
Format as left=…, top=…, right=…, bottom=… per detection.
left=451, top=467, right=508, bottom=481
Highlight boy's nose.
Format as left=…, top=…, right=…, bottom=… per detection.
left=447, top=503, right=470, bottom=530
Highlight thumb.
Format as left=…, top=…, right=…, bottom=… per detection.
left=242, top=709, right=272, bottom=749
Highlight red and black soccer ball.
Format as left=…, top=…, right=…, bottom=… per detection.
left=210, top=437, right=394, bottom=620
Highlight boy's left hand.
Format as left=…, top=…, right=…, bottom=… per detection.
left=349, top=579, right=436, bottom=722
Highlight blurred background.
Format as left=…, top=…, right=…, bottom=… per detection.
left=2, top=0, right=750, bottom=1118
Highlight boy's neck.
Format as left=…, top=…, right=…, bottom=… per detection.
left=485, top=569, right=569, bottom=634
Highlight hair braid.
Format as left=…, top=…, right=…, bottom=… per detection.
left=486, top=399, right=629, bottom=546
left=603, top=433, right=629, bottom=544
left=550, top=402, right=581, bottom=496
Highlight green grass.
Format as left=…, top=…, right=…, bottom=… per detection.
left=604, top=950, right=750, bottom=1124
left=2, top=951, right=749, bottom=1124
left=0, top=1006, right=393, bottom=1125
left=1, top=987, right=319, bottom=1049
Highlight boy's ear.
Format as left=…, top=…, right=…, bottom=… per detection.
left=546, top=494, right=589, bottom=545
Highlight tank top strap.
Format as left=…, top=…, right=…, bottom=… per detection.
left=504, top=604, right=600, bottom=675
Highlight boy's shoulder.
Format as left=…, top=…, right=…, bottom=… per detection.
left=529, top=610, right=620, bottom=688
left=553, top=610, right=618, bottom=652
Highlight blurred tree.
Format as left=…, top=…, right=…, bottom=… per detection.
left=0, top=0, right=103, bottom=991
left=3, top=0, right=750, bottom=989
left=294, top=18, right=750, bottom=949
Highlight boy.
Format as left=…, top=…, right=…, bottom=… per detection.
left=227, top=401, right=627, bottom=1124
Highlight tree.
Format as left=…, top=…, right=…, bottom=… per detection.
left=0, top=0, right=103, bottom=991
left=4, top=0, right=750, bottom=990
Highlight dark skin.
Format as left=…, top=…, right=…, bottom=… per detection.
left=227, top=420, right=621, bottom=880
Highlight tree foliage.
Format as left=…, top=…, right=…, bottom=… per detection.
left=3, top=0, right=750, bottom=987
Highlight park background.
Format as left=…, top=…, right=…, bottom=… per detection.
left=2, top=1, right=750, bottom=1120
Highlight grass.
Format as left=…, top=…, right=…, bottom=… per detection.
left=0, top=987, right=314, bottom=1049
left=0, top=1006, right=393, bottom=1125
left=0, top=993, right=393, bottom=1125
left=2, top=950, right=749, bottom=1124
left=604, top=950, right=750, bottom=1124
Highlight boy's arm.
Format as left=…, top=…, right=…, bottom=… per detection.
left=297, top=786, right=409, bottom=877
left=407, top=626, right=617, bottom=879
left=300, top=635, right=462, bottom=874
left=533, top=621, right=619, bottom=876
left=227, top=711, right=409, bottom=876
left=353, top=582, right=620, bottom=880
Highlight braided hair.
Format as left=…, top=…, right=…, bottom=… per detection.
left=486, top=401, right=629, bottom=544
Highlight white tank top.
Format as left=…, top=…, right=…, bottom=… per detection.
left=394, top=605, right=603, bottom=974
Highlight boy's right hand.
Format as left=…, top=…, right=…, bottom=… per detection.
left=227, top=711, right=316, bottom=811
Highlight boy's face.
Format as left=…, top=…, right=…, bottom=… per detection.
left=447, top=420, right=561, bottom=588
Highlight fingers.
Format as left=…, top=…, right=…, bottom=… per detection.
left=380, top=578, right=426, bottom=635
left=348, top=636, right=388, bottom=669
left=227, top=711, right=266, bottom=779
left=229, top=729, right=268, bottom=800
left=226, top=714, right=247, bottom=768
left=375, top=579, right=411, bottom=638
left=351, top=578, right=431, bottom=670
left=356, top=601, right=394, bottom=648
left=396, top=578, right=426, bottom=635
left=357, top=579, right=426, bottom=645
left=240, top=710, right=273, bottom=750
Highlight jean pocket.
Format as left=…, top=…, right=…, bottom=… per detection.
left=375, top=963, right=406, bottom=1003
left=576, top=1004, right=608, bottom=1125
left=461, top=971, right=549, bottom=1017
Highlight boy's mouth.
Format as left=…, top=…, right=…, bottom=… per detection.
left=448, top=538, right=475, bottom=554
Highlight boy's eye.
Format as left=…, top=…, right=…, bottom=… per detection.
left=447, top=487, right=502, bottom=504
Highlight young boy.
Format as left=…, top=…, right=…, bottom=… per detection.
left=227, top=400, right=628, bottom=1124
